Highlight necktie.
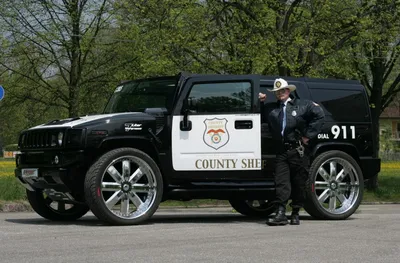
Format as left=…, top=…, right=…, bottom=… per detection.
left=279, top=103, right=286, bottom=136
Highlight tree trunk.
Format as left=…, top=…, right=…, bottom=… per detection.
left=366, top=106, right=380, bottom=190
left=366, top=83, right=382, bottom=190
left=68, top=85, right=79, bottom=117
left=68, top=0, right=82, bottom=118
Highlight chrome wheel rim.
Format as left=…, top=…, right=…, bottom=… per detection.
left=313, top=157, right=360, bottom=215
left=100, top=155, right=157, bottom=220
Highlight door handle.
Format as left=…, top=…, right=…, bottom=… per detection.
left=235, top=120, right=253, bottom=129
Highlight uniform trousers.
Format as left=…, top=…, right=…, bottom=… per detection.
left=274, top=146, right=310, bottom=209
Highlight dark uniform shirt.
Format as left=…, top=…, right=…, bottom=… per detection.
left=261, top=95, right=325, bottom=150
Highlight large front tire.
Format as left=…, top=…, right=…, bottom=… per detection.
left=304, top=150, right=364, bottom=220
left=26, top=189, right=89, bottom=221
left=84, top=147, right=163, bottom=225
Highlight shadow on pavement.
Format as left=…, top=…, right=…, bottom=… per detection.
left=5, top=215, right=104, bottom=227
left=4, top=211, right=349, bottom=227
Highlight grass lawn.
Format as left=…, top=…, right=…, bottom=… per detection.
left=0, top=158, right=25, bottom=201
left=363, top=165, right=400, bottom=202
left=0, top=158, right=399, bottom=207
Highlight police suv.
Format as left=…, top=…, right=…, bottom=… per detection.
left=14, top=72, right=381, bottom=225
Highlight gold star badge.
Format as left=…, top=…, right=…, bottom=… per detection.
left=276, top=81, right=281, bottom=88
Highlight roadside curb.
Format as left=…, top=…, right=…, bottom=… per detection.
left=361, top=202, right=400, bottom=205
left=0, top=201, right=33, bottom=212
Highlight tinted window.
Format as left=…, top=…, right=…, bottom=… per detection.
left=310, top=89, right=369, bottom=122
left=187, top=82, right=252, bottom=113
left=103, top=78, right=177, bottom=113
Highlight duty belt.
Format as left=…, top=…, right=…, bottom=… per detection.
left=283, top=140, right=305, bottom=157
left=283, top=141, right=300, bottom=150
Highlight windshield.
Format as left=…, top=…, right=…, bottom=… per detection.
left=103, top=77, right=177, bottom=114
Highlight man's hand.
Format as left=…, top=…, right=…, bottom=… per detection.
left=301, top=136, right=309, bottom=145
left=259, top=92, right=266, bottom=102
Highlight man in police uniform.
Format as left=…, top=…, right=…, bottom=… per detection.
left=259, top=78, right=325, bottom=226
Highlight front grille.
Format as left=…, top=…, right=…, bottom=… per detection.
left=20, top=129, right=65, bottom=149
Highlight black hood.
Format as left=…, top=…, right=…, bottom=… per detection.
left=28, top=112, right=158, bottom=130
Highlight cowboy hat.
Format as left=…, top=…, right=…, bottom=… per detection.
left=269, top=78, right=296, bottom=92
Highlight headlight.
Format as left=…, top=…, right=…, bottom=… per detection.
left=58, top=132, right=64, bottom=146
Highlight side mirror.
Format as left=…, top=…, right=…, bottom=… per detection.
left=180, top=109, right=192, bottom=131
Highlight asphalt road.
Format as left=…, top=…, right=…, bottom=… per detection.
left=0, top=205, right=399, bottom=263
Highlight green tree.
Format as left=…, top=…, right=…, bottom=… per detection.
left=354, top=1, right=400, bottom=150
left=115, top=0, right=362, bottom=77
left=320, top=1, right=400, bottom=189
left=0, top=0, right=120, bottom=118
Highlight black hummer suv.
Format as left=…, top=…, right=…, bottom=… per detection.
left=15, top=72, right=380, bottom=225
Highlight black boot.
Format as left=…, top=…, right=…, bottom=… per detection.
left=290, top=208, right=300, bottom=225
left=266, top=205, right=288, bottom=226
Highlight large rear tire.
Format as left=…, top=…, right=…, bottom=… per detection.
left=229, top=199, right=275, bottom=217
left=84, top=147, right=163, bottom=225
left=304, top=150, right=363, bottom=220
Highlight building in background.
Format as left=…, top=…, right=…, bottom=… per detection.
left=380, top=102, right=400, bottom=160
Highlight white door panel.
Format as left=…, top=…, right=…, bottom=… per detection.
left=172, top=114, right=261, bottom=171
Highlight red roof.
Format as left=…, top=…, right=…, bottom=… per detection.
left=381, top=105, right=400, bottom=119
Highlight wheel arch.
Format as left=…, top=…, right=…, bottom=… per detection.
left=97, top=137, right=160, bottom=164
left=311, top=142, right=360, bottom=164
